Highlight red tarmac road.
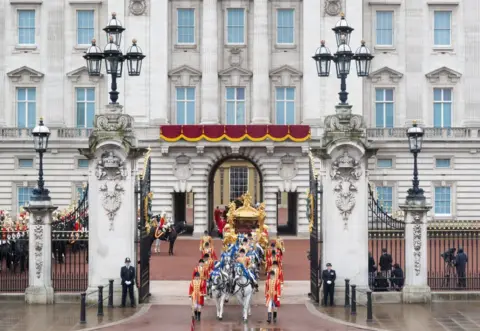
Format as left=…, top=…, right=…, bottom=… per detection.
left=149, top=239, right=309, bottom=280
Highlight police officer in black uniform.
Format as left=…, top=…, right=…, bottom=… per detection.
left=120, top=257, right=136, bottom=307
left=321, top=263, right=336, bottom=306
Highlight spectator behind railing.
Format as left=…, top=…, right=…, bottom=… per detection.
left=391, top=263, right=404, bottom=291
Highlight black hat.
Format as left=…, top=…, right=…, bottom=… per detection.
left=125, top=257, right=131, bottom=263
left=273, top=261, right=278, bottom=265
left=239, top=248, right=245, bottom=253
left=269, top=270, right=275, bottom=276
left=243, top=238, right=248, bottom=242
left=199, top=259, right=204, bottom=263
left=326, top=263, right=332, bottom=267
left=194, top=271, right=200, bottom=277
left=203, top=253, right=210, bottom=258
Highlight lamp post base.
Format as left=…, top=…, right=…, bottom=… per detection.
left=30, top=188, right=51, bottom=202
left=406, top=188, right=425, bottom=204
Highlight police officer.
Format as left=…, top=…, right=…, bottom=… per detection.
left=321, top=263, right=336, bottom=306
left=120, top=257, right=136, bottom=307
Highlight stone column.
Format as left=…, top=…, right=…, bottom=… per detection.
left=312, top=104, right=376, bottom=303
left=200, top=0, right=219, bottom=124
left=251, top=0, right=270, bottom=124
left=400, top=201, right=432, bottom=303
left=80, top=104, right=145, bottom=305
left=24, top=201, right=57, bottom=304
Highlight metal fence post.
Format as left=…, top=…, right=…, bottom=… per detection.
left=108, top=279, right=114, bottom=308
left=344, top=279, right=350, bottom=307
left=97, top=286, right=104, bottom=316
left=350, top=285, right=357, bottom=315
left=366, top=290, right=373, bottom=321
left=80, top=293, right=87, bottom=324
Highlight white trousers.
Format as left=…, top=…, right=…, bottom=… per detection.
left=267, top=300, right=277, bottom=312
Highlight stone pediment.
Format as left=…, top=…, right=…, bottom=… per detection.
left=425, top=66, right=462, bottom=84
left=369, top=66, right=403, bottom=83
left=168, top=65, right=202, bottom=86
left=219, top=66, right=253, bottom=86
left=269, top=65, right=303, bottom=78
left=66, top=66, right=103, bottom=83
left=269, top=65, right=302, bottom=86
left=218, top=66, right=253, bottom=77
left=7, top=66, right=44, bottom=83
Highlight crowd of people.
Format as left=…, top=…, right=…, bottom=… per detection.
left=368, top=248, right=404, bottom=291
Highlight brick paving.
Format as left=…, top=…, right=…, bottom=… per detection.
left=150, top=238, right=309, bottom=281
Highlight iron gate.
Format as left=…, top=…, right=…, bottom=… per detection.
left=137, top=149, right=152, bottom=303
left=308, top=152, right=322, bottom=304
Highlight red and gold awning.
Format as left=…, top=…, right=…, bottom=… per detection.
left=160, top=125, right=310, bottom=142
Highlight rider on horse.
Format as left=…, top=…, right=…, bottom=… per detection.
left=236, top=248, right=258, bottom=289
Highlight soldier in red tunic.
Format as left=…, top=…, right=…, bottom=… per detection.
left=265, top=270, right=282, bottom=323
left=200, top=241, right=218, bottom=260
left=266, top=250, right=282, bottom=273
left=267, top=260, right=284, bottom=286
left=192, top=259, right=209, bottom=282
left=189, top=272, right=207, bottom=321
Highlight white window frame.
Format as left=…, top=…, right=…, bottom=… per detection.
left=433, top=87, right=453, bottom=128
left=375, top=10, right=394, bottom=47
left=433, top=10, right=452, bottom=48
left=375, top=88, right=395, bottom=128
left=76, top=9, right=95, bottom=46
left=275, top=8, right=295, bottom=46
left=376, top=158, right=393, bottom=169
left=15, top=155, right=36, bottom=171
left=175, top=87, right=196, bottom=125
left=72, top=182, right=87, bottom=204
left=226, top=8, right=246, bottom=45
left=225, top=87, right=246, bottom=125
left=275, top=87, right=296, bottom=125
left=433, top=185, right=452, bottom=217
left=17, top=9, right=36, bottom=46
left=434, top=158, right=452, bottom=169
left=12, top=3, right=41, bottom=52
left=229, top=167, right=249, bottom=202
left=375, top=185, right=394, bottom=214
left=69, top=3, right=101, bottom=52
left=176, top=8, right=196, bottom=45
left=15, top=184, right=35, bottom=214
left=75, top=87, right=96, bottom=129
left=16, top=87, right=37, bottom=128
left=77, top=159, right=89, bottom=169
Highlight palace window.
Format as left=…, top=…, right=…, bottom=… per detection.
left=277, top=9, right=294, bottom=44
left=376, top=186, right=393, bottom=214
left=18, top=10, right=35, bottom=45
left=176, top=87, right=195, bottom=124
left=433, top=88, right=452, bottom=128
left=435, top=158, right=451, bottom=168
left=19, top=158, right=34, bottom=168
left=376, top=11, right=393, bottom=46
left=434, top=186, right=451, bottom=215
left=275, top=87, right=295, bottom=125
left=17, top=87, right=36, bottom=128
left=375, top=88, right=394, bottom=128
left=227, top=8, right=245, bottom=44
left=177, top=9, right=195, bottom=44
left=77, top=10, right=94, bottom=45
left=377, top=159, right=393, bottom=169
left=17, top=186, right=34, bottom=211
left=76, top=88, right=95, bottom=128
left=226, top=87, right=245, bottom=125
left=434, top=11, right=452, bottom=47
left=78, top=159, right=89, bottom=169
left=230, top=167, right=248, bottom=201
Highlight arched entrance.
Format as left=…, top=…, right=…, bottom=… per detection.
left=207, top=155, right=264, bottom=235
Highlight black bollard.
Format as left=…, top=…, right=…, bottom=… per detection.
left=344, top=279, right=350, bottom=307
left=97, top=286, right=104, bottom=316
left=108, top=279, right=114, bottom=308
left=350, top=285, right=357, bottom=315
left=80, top=293, right=87, bottom=324
left=366, top=290, right=373, bottom=321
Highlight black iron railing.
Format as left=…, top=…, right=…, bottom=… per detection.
left=0, top=231, right=29, bottom=292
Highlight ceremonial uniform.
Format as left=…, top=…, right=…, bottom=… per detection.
left=266, top=256, right=282, bottom=273
left=204, top=257, right=215, bottom=274
left=267, top=266, right=284, bottom=285
left=236, top=255, right=251, bottom=269
left=188, top=278, right=207, bottom=320
left=192, top=265, right=209, bottom=281
left=201, top=247, right=218, bottom=260
left=265, top=277, right=281, bottom=323
left=199, top=234, right=213, bottom=251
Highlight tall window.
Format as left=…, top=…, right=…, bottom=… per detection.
left=177, top=9, right=195, bottom=44
left=18, top=10, right=35, bottom=45
left=77, top=10, right=94, bottom=45
left=75, top=185, right=86, bottom=203
left=434, top=186, right=451, bottom=215
left=17, top=88, right=36, bottom=128
left=76, top=88, right=95, bottom=128
left=176, top=87, right=195, bottom=125
left=227, top=9, right=245, bottom=44
left=376, top=11, right=393, bottom=46
left=375, top=88, right=394, bottom=128
left=230, top=167, right=248, bottom=201
left=376, top=186, right=393, bottom=214
left=434, top=11, right=452, bottom=46
left=433, top=88, right=452, bottom=128
left=277, top=9, right=294, bottom=44
left=275, top=87, right=295, bottom=125
left=17, top=187, right=34, bottom=211
left=226, top=87, right=245, bottom=124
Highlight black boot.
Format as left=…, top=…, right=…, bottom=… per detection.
left=273, top=312, right=277, bottom=323
left=198, top=312, right=201, bottom=321
left=267, top=312, right=272, bottom=323
left=195, top=311, right=199, bottom=321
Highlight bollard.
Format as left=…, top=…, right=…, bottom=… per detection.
left=97, top=286, right=104, bottom=316
left=108, top=279, right=114, bottom=308
left=80, top=293, right=87, bottom=324
left=366, top=290, right=373, bottom=321
left=344, top=279, right=350, bottom=307
left=350, top=285, right=357, bottom=315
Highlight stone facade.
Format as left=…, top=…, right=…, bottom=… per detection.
left=0, top=1, right=479, bottom=235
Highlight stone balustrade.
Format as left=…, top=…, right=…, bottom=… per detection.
left=366, top=127, right=474, bottom=140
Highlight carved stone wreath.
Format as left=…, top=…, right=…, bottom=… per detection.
left=129, top=0, right=147, bottom=16
left=95, top=150, right=128, bottom=231
left=412, top=213, right=422, bottom=276
left=330, top=151, right=362, bottom=228
left=96, top=115, right=132, bottom=132
left=34, top=225, right=43, bottom=279
left=324, top=0, right=343, bottom=16
left=173, top=154, right=192, bottom=180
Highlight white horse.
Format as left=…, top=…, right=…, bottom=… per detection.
left=210, top=270, right=231, bottom=320
left=233, top=263, right=254, bottom=323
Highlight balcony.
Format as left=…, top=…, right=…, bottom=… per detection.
left=366, top=127, right=476, bottom=141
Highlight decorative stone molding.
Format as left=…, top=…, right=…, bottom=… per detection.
left=231, top=146, right=240, bottom=154
left=33, top=224, right=43, bottom=279
left=324, top=104, right=366, bottom=133
left=301, top=146, right=310, bottom=156
left=228, top=47, right=244, bottom=67
left=66, top=66, right=103, bottom=83
left=324, top=0, right=343, bottom=16
left=412, top=212, right=422, bottom=276
left=169, top=65, right=202, bottom=86
left=160, top=146, right=169, bottom=156
left=369, top=67, right=404, bottom=84
left=95, top=150, right=127, bottom=231
left=196, top=146, right=205, bottom=156
left=7, top=66, right=44, bottom=83
left=425, top=66, right=462, bottom=84
left=278, top=154, right=298, bottom=180
left=266, top=145, right=275, bottom=156
left=330, top=151, right=362, bottom=228
left=269, top=65, right=303, bottom=86
left=173, top=154, right=192, bottom=180
left=129, top=0, right=148, bottom=16
left=219, top=66, right=253, bottom=86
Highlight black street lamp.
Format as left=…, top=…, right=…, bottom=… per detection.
left=406, top=122, right=425, bottom=202
left=312, top=14, right=374, bottom=105
left=31, top=118, right=51, bottom=201
left=84, top=12, right=146, bottom=104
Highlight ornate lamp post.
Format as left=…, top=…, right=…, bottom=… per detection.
left=312, top=14, right=374, bottom=104
left=83, top=13, right=146, bottom=104
left=406, top=121, right=425, bottom=202
left=31, top=118, right=51, bottom=201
